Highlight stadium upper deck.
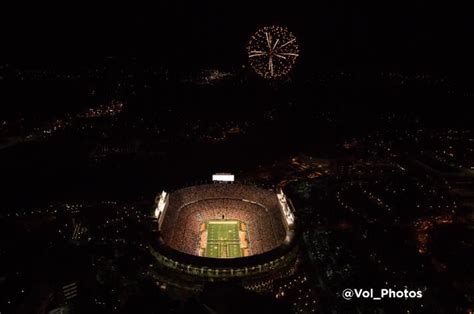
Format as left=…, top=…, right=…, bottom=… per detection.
left=157, top=183, right=292, bottom=257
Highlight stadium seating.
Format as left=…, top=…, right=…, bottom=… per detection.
left=160, top=184, right=287, bottom=256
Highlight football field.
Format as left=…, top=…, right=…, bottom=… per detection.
left=204, top=220, right=243, bottom=258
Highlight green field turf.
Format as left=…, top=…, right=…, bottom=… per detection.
left=204, top=220, right=243, bottom=258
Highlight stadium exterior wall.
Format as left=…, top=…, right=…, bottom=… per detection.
left=149, top=231, right=298, bottom=282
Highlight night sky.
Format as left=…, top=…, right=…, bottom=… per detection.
left=2, top=2, right=473, bottom=72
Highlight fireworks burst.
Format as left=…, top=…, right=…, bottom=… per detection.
left=247, top=26, right=299, bottom=79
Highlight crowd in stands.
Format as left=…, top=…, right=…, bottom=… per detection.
left=160, top=184, right=288, bottom=256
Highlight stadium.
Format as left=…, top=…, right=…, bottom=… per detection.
left=149, top=174, right=298, bottom=290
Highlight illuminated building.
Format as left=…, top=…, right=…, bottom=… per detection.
left=150, top=175, right=298, bottom=291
